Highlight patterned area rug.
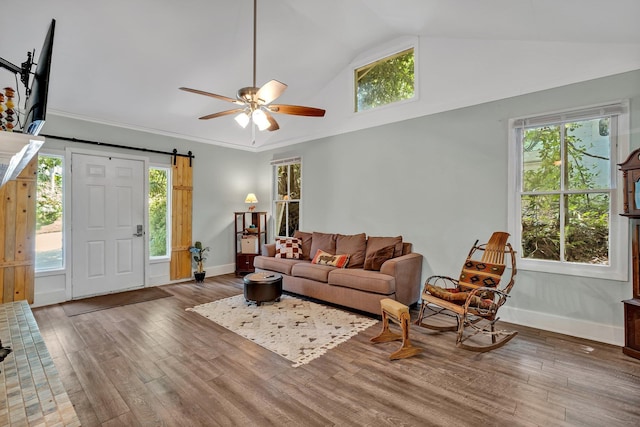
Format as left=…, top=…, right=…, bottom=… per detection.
left=186, top=294, right=378, bottom=367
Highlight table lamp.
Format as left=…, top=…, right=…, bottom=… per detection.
left=245, top=193, right=258, bottom=212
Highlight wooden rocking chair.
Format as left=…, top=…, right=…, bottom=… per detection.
left=415, top=231, right=517, bottom=352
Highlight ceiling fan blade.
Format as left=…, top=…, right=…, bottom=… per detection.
left=199, top=108, right=245, bottom=120
left=269, top=104, right=326, bottom=117
left=179, top=87, right=241, bottom=104
left=263, top=110, right=280, bottom=131
left=256, top=80, right=287, bottom=104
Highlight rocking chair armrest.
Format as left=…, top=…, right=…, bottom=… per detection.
left=462, top=286, right=509, bottom=312
left=466, top=286, right=509, bottom=298
left=425, top=275, right=459, bottom=288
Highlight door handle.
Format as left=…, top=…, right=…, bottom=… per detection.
left=133, top=224, right=143, bottom=237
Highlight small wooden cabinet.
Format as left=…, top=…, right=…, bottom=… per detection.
left=623, top=298, right=640, bottom=359
left=236, top=253, right=258, bottom=275
left=234, top=211, right=267, bottom=275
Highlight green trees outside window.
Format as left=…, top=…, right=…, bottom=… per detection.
left=520, top=118, right=612, bottom=265
left=36, top=154, right=64, bottom=271
left=274, top=162, right=301, bottom=237
left=149, top=167, right=169, bottom=257
left=355, top=48, right=414, bottom=112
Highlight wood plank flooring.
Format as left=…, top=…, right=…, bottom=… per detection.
left=32, top=274, right=640, bottom=426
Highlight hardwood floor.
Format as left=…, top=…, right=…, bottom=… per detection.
left=32, top=274, right=640, bottom=426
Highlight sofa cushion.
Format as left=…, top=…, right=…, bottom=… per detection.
left=311, top=249, right=350, bottom=268
left=336, top=233, right=367, bottom=268
left=275, top=237, right=302, bottom=259
left=293, top=230, right=313, bottom=260
left=310, top=232, right=336, bottom=257
left=364, top=244, right=395, bottom=271
left=291, top=262, right=336, bottom=283
left=328, top=269, right=395, bottom=295
left=254, top=256, right=307, bottom=276
left=366, top=236, right=403, bottom=259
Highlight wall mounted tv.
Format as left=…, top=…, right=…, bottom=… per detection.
left=0, top=18, right=56, bottom=136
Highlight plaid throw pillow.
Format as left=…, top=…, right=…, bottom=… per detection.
left=275, top=238, right=302, bottom=259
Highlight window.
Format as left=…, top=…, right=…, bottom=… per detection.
left=354, top=47, right=415, bottom=112
left=149, top=166, right=170, bottom=258
left=36, top=153, right=64, bottom=271
left=508, top=102, right=629, bottom=280
left=272, top=157, right=301, bottom=237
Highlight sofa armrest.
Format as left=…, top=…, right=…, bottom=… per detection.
left=380, top=252, right=423, bottom=306
left=262, top=243, right=276, bottom=257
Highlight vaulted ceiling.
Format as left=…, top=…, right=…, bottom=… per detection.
left=1, top=0, right=639, bottom=151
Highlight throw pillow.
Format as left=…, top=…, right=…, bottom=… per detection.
left=336, top=233, right=367, bottom=269
left=275, top=237, right=302, bottom=259
left=365, top=236, right=404, bottom=259
left=310, top=232, right=337, bottom=258
left=364, top=245, right=396, bottom=271
left=293, top=230, right=313, bottom=260
left=311, top=249, right=350, bottom=268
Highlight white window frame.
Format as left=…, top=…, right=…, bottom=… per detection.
left=148, top=164, right=171, bottom=262
left=350, top=36, right=419, bottom=114
left=508, top=101, right=629, bottom=281
left=271, top=156, right=302, bottom=238
left=35, top=149, right=66, bottom=274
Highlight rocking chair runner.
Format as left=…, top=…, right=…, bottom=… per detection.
left=415, top=231, right=517, bottom=352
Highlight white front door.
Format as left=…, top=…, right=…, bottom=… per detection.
left=71, top=153, right=145, bottom=298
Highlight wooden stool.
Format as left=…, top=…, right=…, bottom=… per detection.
left=371, top=298, right=423, bottom=360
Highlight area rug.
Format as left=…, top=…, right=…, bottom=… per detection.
left=186, top=294, right=378, bottom=367
left=62, top=287, right=172, bottom=317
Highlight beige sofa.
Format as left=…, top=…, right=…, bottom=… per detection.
left=253, top=231, right=423, bottom=315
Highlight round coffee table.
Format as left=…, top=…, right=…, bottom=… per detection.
left=243, top=272, right=283, bottom=306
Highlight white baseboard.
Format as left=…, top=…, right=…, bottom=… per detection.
left=148, top=274, right=170, bottom=286
left=205, top=263, right=235, bottom=277
left=499, top=306, right=624, bottom=347
left=32, top=289, right=68, bottom=308
left=154, top=263, right=236, bottom=285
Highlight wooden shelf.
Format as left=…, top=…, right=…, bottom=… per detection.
left=234, top=211, right=267, bottom=275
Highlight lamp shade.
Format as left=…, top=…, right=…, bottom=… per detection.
left=234, top=112, right=250, bottom=128
left=244, top=193, right=258, bottom=204
left=252, top=109, right=270, bottom=131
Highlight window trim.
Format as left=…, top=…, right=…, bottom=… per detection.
left=35, top=149, right=66, bottom=274
left=271, top=156, right=302, bottom=238
left=148, top=164, right=171, bottom=262
left=350, top=36, right=419, bottom=115
left=507, top=100, right=630, bottom=281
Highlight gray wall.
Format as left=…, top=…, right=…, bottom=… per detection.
left=258, top=69, right=640, bottom=344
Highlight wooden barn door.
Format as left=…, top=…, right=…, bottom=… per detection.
left=170, top=156, right=193, bottom=280
left=0, top=157, right=38, bottom=303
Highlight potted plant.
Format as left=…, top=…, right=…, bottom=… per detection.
left=189, top=241, right=210, bottom=283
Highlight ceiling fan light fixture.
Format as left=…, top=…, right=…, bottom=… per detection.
left=234, top=111, right=251, bottom=128
left=252, top=108, right=270, bottom=131
left=179, top=0, right=325, bottom=138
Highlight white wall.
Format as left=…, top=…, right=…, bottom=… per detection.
left=258, top=36, right=640, bottom=150
left=257, top=69, right=640, bottom=346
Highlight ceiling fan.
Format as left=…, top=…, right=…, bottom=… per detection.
left=179, top=0, right=325, bottom=132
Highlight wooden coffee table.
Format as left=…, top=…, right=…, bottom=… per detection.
left=243, top=272, right=283, bottom=306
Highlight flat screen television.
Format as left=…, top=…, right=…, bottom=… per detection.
left=23, top=19, right=56, bottom=135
